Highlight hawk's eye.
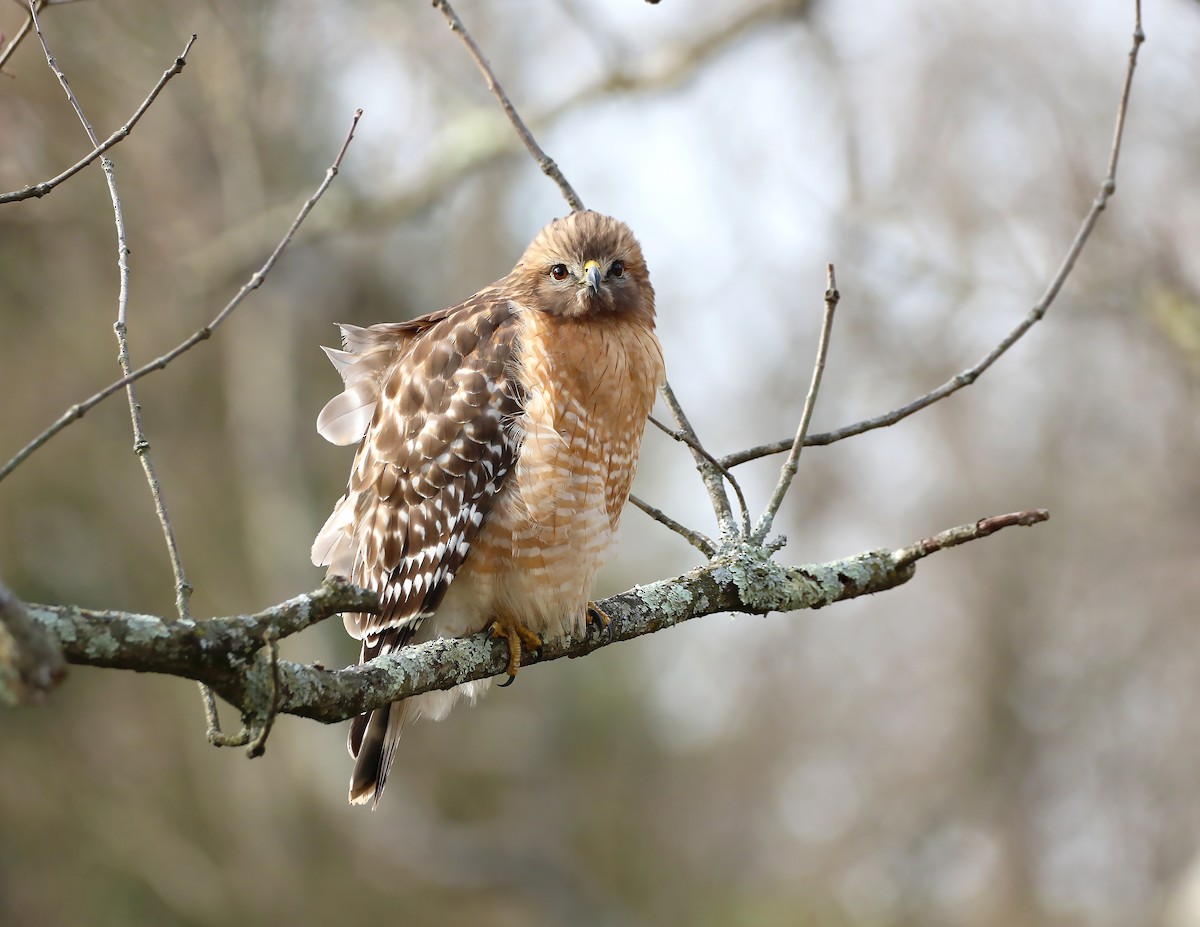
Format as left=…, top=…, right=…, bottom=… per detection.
left=550, top=264, right=569, bottom=281
left=609, top=260, right=625, bottom=278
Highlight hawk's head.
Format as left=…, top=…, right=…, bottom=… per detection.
left=510, top=210, right=655, bottom=322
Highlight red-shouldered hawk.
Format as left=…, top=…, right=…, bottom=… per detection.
left=312, top=210, right=664, bottom=806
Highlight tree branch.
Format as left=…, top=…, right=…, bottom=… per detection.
left=629, top=492, right=717, bottom=557
left=27, top=1, right=195, bottom=623
left=0, top=0, right=45, bottom=75
left=8, top=510, right=1047, bottom=723
left=719, top=3, right=1145, bottom=470
left=0, top=108, right=364, bottom=485
left=0, top=34, right=196, bottom=204
left=753, top=264, right=839, bottom=541
left=183, top=1, right=811, bottom=285
left=892, top=509, right=1049, bottom=568
left=431, top=0, right=585, bottom=212
left=658, top=380, right=739, bottom=541
left=647, top=413, right=749, bottom=536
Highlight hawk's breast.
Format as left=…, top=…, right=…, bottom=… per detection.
left=459, top=305, right=664, bottom=636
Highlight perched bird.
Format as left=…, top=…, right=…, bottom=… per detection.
left=312, top=210, right=665, bottom=806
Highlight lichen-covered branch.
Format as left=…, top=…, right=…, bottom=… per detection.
left=6, top=510, right=1047, bottom=726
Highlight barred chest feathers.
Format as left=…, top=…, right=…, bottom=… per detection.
left=450, top=304, right=665, bottom=639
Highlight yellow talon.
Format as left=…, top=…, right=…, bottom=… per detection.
left=586, top=602, right=612, bottom=636
left=488, top=617, right=543, bottom=686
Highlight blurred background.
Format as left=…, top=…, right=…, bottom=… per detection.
left=2, top=0, right=1199, bottom=924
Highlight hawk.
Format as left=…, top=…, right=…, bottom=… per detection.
left=312, top=210, right=665, bottom=806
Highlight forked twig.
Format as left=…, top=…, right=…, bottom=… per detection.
left=0, top=34, right=196, bottom=204
left=12, top=12, right=360, bottom=745
left=752, top=264, right=839, bottom=542
left=721, top=3, right=1145, bottom=470
left=648, top=414, right=749, bottom=535
left=431, top=0, right=585, bottom=212
left=32, top=1, right=208, bottom=733
left=0, top=109, right=365, bottom=485
left=658, top=381, right=738, bottom=540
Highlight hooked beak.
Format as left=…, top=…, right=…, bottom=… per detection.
left=582, top=260, right=602, bottom=294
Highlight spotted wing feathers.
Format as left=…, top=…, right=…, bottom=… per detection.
left=312, top=293, right=522, bottom=651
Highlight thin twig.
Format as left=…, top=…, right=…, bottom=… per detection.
left=0, top=109, right=365, bottom=485
left=659, top=380, right=738, bottom=541
left=892, top=509, right=1049, bottom=569
left=431, top=0, right=585, bottom=212
left=752, top=265, right=839, bottom=542
left=721, top=4, right=1145, bottom=471
left=37, top=24, right=359, bottom=738
left=32, top=2, right=219, bottom=735
left=202, top=686, right=249, bottom=746
left=429, top=0, right=731, bottom=550
left=28, top=1, right=95, bottom=139
left=0, top=0, right=43, bottom=74
left=246, top=631, right=281, bottom=758
left=0, top=34, right=196, bottom=205
left=186, top=1, right=812, bottom=284
left=31, top=1, right=194, bottom=619
left=648, top=414, right=750, bottom=535
left=629, top=493, right=716, bottom=557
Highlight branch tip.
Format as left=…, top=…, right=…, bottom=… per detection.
left=720, top=2, right=1143, bottom=471
left=431, top=0, right=584, bottom=212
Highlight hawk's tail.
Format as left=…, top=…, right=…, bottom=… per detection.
left=348, top=700, right=410, bottom=807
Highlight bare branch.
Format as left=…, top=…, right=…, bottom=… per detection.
left=648, top=414, right=750, bottom=534
left=28, top=0, right=97, bottom=142
left=185, top=2, right=812, bottom=284
left=629, top=492, right=717, bottom=557
left=659, top=381, right=739, bottom=540
left=752, top=264, right=839, bottom=541
left=892, top=509, right=1050, bottom=569
left=29, top=0, right=196, bottom=615
left=0, top=0, right=43, bottom=75
left=431, top=0, right=585, bottom=212
left=720, top=6, right=1146, bottom=471
left=428, top=0, right=740, bottom=551
left=15, top=510, right=1043, bottom=724
left=0, top=34, right=197, bottom=205
left=0, top=109, right=365, bottom=485
left=32, top=4, right=218, bottom=734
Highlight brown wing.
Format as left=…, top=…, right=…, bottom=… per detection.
left=312, top=289, right=523, bottom=652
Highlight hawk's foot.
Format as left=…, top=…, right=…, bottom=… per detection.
left=586, top=601, right=613, bottom=640
left=488, top=617, right=543, bottom=687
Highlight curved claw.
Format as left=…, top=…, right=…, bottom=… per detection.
left=586, top=602, right=613, bottom=640
left=488, top=617, right=543, bottom=688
